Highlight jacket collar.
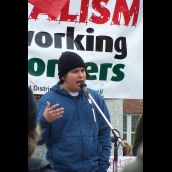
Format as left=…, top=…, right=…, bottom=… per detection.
left=50, top=82, right=83, bottom=97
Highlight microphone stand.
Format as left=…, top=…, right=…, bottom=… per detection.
left=111, top=129, right=121, bottom=172
left=88, top=93, right=125, bottom=172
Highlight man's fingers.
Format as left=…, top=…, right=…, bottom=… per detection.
left=46, top=107, right=64, bottom=122
left=49, top=104, right=59, bottom=110
left=49, top=109, right=64, bottom=118
left=47, top=107, right=64, bottom=116
left=44, top=102, right=64, bottom=122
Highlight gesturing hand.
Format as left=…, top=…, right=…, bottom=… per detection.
left=43, top=101, right=64, bottom=123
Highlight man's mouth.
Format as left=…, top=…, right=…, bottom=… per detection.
left=76, top=80, right=84, bottom=86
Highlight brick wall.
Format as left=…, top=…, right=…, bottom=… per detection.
left=123, top=99, right=143, bottom=114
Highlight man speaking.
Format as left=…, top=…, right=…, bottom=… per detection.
left=37, top=51, right=111, bottom=172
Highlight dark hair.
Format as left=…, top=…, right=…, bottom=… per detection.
left=28, top=87, right=37, bottom=134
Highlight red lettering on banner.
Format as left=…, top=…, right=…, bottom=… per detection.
left=79, top=0, right=89, bottom=23
left=29, top=7, right=57, bottom=20
left=90, top=0, right=110, bottom=24
left=111, top=0, right=140, bottom=26
left=29, top=7, right=40, bottom=20
left=60, top=0, right=77, bottom=22
left=29, top=0, right=140, bottom=26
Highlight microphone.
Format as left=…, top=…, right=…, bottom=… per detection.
left=80, top=83, right=96, bottom=122
left=80, top=83, right=89, bottom=98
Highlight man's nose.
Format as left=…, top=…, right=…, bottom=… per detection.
left=78, top=71, right=84, bottom=77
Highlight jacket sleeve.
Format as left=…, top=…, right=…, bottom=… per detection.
left=97, top=96, right=111, bottom=171
left=37, top=100, right=51, bottom=145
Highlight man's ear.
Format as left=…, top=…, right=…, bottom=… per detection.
left=62, top=75, right=66, bottom=81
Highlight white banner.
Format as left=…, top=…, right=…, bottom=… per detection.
left=28, top=0, right=143, bottom=98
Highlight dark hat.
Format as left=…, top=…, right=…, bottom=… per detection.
left=28, top=87, right=37, bottom=134
left=58, top=51, right=90, bottom=80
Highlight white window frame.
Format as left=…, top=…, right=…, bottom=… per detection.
left=123, top=114, right=141, bottom=145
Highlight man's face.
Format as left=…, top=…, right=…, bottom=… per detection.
left=62, top=67, right=86, bottom=92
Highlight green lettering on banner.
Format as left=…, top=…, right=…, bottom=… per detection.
left=47, top=60, right=59, bottom=77
left=28, top=58, right=45, bottom=76
left=99, top=63, right=113, bottom=80
left=111, top=64, right=125, bottom=81
left=85, top=62, right=98, bottom=80
left=28, top=58, right=125, bottom=82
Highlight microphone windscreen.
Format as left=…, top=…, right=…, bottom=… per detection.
left=80, top=83, right=87, bottom=89
left=80, top=83, right=89, bottom=98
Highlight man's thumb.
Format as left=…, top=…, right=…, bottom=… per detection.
left=46, top=101, right=50, bottom=108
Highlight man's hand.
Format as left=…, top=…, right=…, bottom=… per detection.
left=43, top=101, right=64, bottom=123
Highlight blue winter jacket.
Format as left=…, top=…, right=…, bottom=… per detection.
left=37, top=83, right=111, bottom=172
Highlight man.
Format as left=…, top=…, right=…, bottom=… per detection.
left=37, top=51, right=111, bottom=172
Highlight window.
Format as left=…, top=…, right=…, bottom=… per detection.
left=123, top=114, right=141, bottom=145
